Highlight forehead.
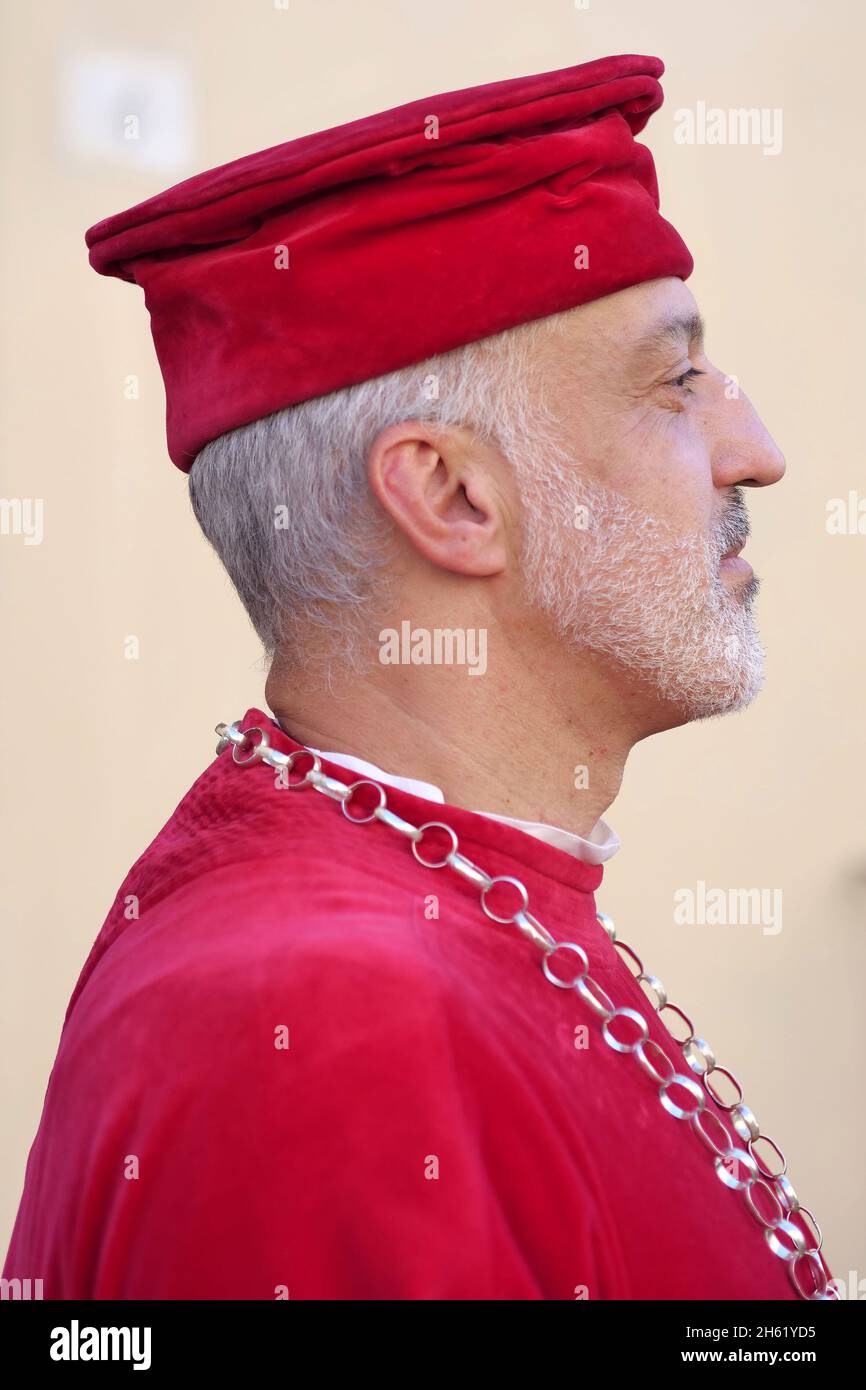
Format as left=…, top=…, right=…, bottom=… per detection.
left=551, top=277, right=702, bottom=365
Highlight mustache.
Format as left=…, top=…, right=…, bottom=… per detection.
left=715, top=487, right=751, bottom=557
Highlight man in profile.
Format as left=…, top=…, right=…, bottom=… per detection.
left=3, top=53, right=832, bottom=1300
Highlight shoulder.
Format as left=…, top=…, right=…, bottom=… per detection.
left=57, top=852, right=605, bottom=1297
left=77, top=846, right=480, bottom=1079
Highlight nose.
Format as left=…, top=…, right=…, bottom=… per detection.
left=710, top=391, right=786, bottom=490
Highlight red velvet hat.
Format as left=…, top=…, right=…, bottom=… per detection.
left=86, top=53, right=692, bottom=472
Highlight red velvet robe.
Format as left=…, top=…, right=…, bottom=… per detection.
left=4, top=709, right=823, bottom=1299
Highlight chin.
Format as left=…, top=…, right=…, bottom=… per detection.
left=667, top=647, right=766, bottom=723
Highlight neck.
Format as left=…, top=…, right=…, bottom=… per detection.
left=265, top=647, right=645, bottom=839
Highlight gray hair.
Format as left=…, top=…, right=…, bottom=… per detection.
left=188, top=314, right=568, bottom=667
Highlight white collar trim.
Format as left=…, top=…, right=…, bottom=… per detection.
left=307, top=746, right=620, bottom=866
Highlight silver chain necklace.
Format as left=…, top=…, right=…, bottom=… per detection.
left=215, top=718, right=834, bottom=1301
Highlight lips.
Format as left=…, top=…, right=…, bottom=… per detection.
left=719, top=544, right=753, bottom=579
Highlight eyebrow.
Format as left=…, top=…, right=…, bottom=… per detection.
left=629, top=311, right=706, bottom=364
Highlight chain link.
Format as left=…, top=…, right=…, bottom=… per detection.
left=215, top=720, right=835, bottom=1301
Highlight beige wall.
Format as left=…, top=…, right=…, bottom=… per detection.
left=2, top=0, right=864, bottom=1288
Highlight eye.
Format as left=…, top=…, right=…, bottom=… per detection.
left=668, top=366, right=706, bottom=395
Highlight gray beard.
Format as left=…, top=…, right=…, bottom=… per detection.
left=519, top=466, right=765, bottom=721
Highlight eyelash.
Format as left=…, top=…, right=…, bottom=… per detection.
left=669, top=367, right=706, bottom=395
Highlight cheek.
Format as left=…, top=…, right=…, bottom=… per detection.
left=603, top=416, right=715, bottom=535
